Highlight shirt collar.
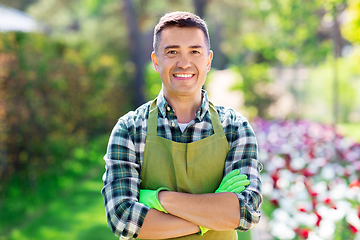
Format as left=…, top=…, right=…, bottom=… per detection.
left=156, top=89, right=210, bottom=121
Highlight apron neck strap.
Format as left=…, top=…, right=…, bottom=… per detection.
left=148, top=98, right=159, bottom=135
left=148, top=99, right=223, bottom=135
left=208, top=101, right=224, bottom=134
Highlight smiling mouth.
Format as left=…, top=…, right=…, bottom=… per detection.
left=173, top=73, right=195, bottom=79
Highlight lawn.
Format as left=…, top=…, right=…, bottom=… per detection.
left=2, top=167, right=116, bottom=240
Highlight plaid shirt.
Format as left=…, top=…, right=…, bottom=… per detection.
left=101, top=90, right=262, bottom=239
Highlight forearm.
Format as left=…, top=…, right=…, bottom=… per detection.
left=137, top=209, right=200, bottom=239
left=159, top=191, right=240, bottom=231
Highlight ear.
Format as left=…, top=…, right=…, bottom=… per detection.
left=207, top=50, right=213, bottom=72
left=151, top=51, right=159, bottom=72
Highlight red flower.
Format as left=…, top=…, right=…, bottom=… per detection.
left=344, top=168, right=351, bottom=177
left=298, top=207, right=307, bottom=213
left=315, top=212, right=322, bottom=226
left=349, top=179, right=360, bottom=189
left=271, top=171, right=280, bottom=189
left=270, top=198, right=279, bottom=207
left=323, top=197, right=337, bottom=209
left=349, top=224, right=358, bottom=234
left=324, top=197, right=331, bottom=204
left=309, top=190, right=318, bottom=197
left=294, top=227, right=311, bottom=239
left=303, top=168, right=315, bottom=177
left=311, top=199, right=317, bottom=209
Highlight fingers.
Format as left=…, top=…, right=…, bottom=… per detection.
left=225, top=179, right=250, bottom=192
left=220, top=174, right=248, bottom=190
left=219, top=169, right=240, bottom=188
left=230, top=186, right=245, bottom=193
left=216, top=169, right=250, bottom=194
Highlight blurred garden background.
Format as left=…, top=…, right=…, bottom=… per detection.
left=0, top=0, right=360, bottom=239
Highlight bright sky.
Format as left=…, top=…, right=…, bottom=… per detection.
left=0, top=4, right=43, bottom=32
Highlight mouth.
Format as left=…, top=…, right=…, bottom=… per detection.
left=173, top=73, right=195, bottom=80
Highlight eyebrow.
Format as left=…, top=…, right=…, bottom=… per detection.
left=163, top=45, right=204, bottom=50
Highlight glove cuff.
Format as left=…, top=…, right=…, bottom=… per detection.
left=198, top=225, right=209, bottom=236
left=155, top=187, right=170, bottom=213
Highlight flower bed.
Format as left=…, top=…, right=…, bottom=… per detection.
left=252, top=118, right=360, bottom=240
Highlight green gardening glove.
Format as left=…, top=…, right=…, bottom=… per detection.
left=139, top=187, right=170, bottom=213
left=215, top=169, right=250, bottom=194
left=198, top=225, right=210, bottom=236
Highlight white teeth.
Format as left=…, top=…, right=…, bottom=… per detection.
left=174, top=74, right=193, bottom=78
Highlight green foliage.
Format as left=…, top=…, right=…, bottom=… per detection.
left=0, top=31, right=130, bottom=210
left=333, top=218, right=356, bottom=240
left=205, top=0, right=339, bottom=120
left=231, top=63, right=276, bottom=118
left=342, top=0, right=360, bottom=44
left=0, top=135, right=115, bottom=240
left=303, top=51, right=360, bottom=123
left=144, top=62, right=162, bottom=101
left=338, top=122, right=360, bottom=141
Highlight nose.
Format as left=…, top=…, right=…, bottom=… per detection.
left=177, top=54, right=191, bottom=69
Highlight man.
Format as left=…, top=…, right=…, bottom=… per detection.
left=101, top=11, right=262, bottom=239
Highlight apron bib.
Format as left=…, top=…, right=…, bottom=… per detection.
left=139, top=99, right=237, bottom=240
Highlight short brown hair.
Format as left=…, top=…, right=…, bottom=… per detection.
left=153, top=11, right=210, bottom=54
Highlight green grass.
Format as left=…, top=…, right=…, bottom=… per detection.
left=237, top=230, right=252, bottom=240
left=0, top=135, right=116, bottom=240
left=2, top=165, right=116, bottom=240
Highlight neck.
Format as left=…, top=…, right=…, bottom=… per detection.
left=164, top=90, right=202, bottom=123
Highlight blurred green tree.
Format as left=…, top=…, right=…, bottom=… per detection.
left=342, top=0, right=360, bottom=44
left=0, top=31, right=129, bottom=200
left=0, top=0, right=37, bottom=11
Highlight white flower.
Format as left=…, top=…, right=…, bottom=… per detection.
left=270, top=222, right=296, bottom=240
left=320, top=164, right=336, bottom=180
left=318, top=219, right=336, bottom=239
left=294, top=212, right=317, bottom=226
left=290, top=157, right=306, bottom=170
left=347, top=209, right=360, bottom=230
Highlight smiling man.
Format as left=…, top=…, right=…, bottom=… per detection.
left=152, top=26, right=212, bottom=124
left=101, top=11, right=263, bottom=240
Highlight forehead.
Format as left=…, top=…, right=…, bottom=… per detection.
left=158, top=27, right=208, bottom=50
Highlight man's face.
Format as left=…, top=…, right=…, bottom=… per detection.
left=152, top=27, right=213, bottom=99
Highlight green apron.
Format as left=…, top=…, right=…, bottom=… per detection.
left=139, top=99, right=237, bottom=240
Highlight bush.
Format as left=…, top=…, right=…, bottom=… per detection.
left=0, top=32, right=129, bottom=206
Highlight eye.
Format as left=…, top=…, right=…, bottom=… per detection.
left=191, top=50, right=201, bottom=54
left=166, top=50, right=177, bottom=56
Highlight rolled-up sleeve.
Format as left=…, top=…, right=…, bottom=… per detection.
left=224, top=115, right=263, bottom=231
left=101, top=119, right=150, bottom=239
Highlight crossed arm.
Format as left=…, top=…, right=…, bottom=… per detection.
left=138, top=191, right=240, bottom=239
left=137, top=170, right=249, bottom=239
left=102, top=154, right=262, bottom=239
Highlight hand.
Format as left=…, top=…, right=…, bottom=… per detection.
left=139, top=187, right=170, bottom=213
left=215, top=169, right=250, bottom=194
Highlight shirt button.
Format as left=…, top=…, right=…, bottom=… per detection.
left=172, top=122, right=176, bottom=127
left=167, top=106, right=171, bottom=112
